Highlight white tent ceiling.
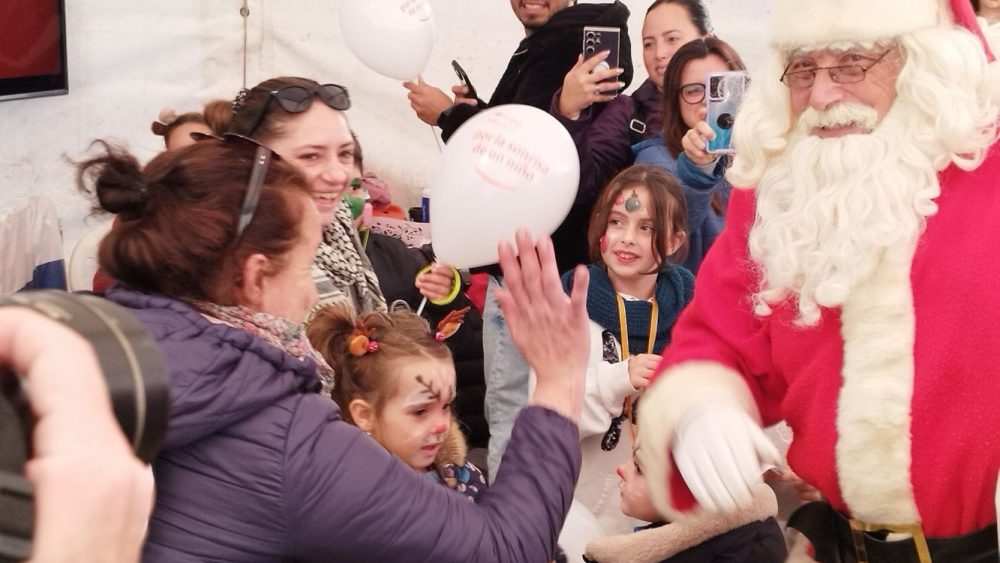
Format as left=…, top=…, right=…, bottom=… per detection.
left=0, top=0, right=774, bottom=256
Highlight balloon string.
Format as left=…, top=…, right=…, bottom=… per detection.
left=430, top=125, right=443, bottom=153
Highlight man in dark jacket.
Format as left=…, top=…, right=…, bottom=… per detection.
left=405, top=0, right=633, bottom=481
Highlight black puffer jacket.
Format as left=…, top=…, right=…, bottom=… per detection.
left=441, top=1, right=633, bottom=140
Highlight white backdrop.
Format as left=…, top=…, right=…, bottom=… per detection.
left=0, top=0, right=774, bottom=256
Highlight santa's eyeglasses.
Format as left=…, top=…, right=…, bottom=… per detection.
left=780, top=48, right=893, bottom=90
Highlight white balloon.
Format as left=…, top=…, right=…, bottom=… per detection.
left=430, top=105, right=580, bottom=269
left=340, top=0, right=434, bottom=81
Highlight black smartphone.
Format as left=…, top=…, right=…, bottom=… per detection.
left=582, top=26, right=621, bottom=94
left=451, top=60, right=479, bottom=102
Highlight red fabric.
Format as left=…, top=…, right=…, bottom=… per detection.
left=655, top=146, right=1000, bottom=537
left=667, top=452, right=699, bottom=514
left=950, top=0, right=995, bottom=61
left=465, top=273, right=489, bottom=314
left=91, top=216, right=120, bottom=293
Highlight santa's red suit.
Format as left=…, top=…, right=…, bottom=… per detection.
left=647, top=145, right=1000, bottom=538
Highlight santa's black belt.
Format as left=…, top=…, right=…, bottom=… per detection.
left=787, top=501, right=998, bottom=563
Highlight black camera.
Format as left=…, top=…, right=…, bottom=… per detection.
left=0, top=291, right=169, bottom=561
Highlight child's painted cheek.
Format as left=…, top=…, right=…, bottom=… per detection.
left=600, top=235, right=609, bottom=253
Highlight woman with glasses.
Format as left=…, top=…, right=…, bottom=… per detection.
left=79, top=137, right=591, bottom=561
left=633, top=37, right=746, bottom=274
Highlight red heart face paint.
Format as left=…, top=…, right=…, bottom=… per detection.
left=600, top=235, right=609, bottom=253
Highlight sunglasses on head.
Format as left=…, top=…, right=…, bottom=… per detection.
left=192, top=132, right=276, bottom=241
left=242, top=83, right=351, bottom=137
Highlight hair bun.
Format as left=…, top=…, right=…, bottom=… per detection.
left=77, top=141, right=150, bottom=218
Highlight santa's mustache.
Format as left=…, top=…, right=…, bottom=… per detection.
left=797, top=103, right=880, bottom=134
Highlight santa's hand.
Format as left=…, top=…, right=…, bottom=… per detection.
left=671, top=405, right=781, bottom=513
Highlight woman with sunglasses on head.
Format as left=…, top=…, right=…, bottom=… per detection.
left=79, top=136, right=591, bottom=561
left=227, top=77, right=461, bottom=323
left=633, top=37, right=746, bottom=274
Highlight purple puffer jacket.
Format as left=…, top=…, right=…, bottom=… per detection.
left=105, top=288, right=581, bottom=562
left=551, top=79, right=663, bottom=205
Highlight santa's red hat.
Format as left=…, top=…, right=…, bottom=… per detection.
left=770, top=0, right=995, bottom=62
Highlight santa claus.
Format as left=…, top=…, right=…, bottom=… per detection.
left=639, top=0, right=1000, bottom=561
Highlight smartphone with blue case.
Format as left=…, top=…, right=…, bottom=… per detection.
left=705, top=71, right=748, bottom=154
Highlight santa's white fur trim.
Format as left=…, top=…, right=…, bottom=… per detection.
left=638, top=362, right=760, bottom=522
left=583, top=483, right=777, bottom=563
left=836, top=239, right=921, bottom=524
left=770, top=0, right=949, bottom=50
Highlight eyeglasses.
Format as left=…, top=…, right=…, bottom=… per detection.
left=192, top=132, right=276, bottom=241
left=780, top=49, right=893, bottom=90
left=241, top=83, right=351, bottom=137
left=678, top=82, right=706, bottom=105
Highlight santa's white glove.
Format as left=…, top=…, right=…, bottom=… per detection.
left=672, top=405, right=782, bottom=513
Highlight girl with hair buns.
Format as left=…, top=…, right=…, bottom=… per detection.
left=308, top=306, right=487, bottom=500
left=150, top=108, right=211, bottom=150
left=77, top=136, right=591, bottom=561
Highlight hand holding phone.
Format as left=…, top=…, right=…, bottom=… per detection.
left=451, top=60, right=478, bottom=103
left=582, top=26, right=621, bottom=95
left=705, top=71, right=748, bottom=154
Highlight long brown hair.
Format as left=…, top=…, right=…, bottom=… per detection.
left=661, top=37, right=746, bottom=158
left=587, top=165, right=689, bottom=268
left=76, top=139, right=310, bottom=304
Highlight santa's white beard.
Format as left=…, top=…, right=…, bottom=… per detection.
left=748, top=99, right=946, bottom=325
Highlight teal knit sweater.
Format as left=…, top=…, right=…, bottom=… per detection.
left=562, top=263, right=694, bottom=354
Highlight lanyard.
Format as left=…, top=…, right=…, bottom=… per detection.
left=615, top=293, right=657, bottom=359
left=616, top=293, right=657, bottom=427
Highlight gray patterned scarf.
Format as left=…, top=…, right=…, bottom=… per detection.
left=314, top=202, right=387, bottom=312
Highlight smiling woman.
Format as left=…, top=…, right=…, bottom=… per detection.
left=230, top=76, right=388, bottom=319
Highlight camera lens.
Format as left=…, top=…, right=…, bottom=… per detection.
left=0, top=291, right=169, bottom=463
left=710, top=76, right=726, bottom=100
left=585, top=31, right=595, bottom=39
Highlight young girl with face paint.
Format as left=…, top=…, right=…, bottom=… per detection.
left=308, top=306, right=487, bottom=501
left=542, top=165, right=694, bottom=554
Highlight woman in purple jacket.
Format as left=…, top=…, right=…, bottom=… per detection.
left=551, top=0, right=710, bottom=203
left=78, top=137, right=591, bottom=561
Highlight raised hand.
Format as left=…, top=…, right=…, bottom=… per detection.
left=556, top=53, right=625, bottom=120
left=680, top=107, right=719, bottom=166
left=403, top=76, right=454, bottom=125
